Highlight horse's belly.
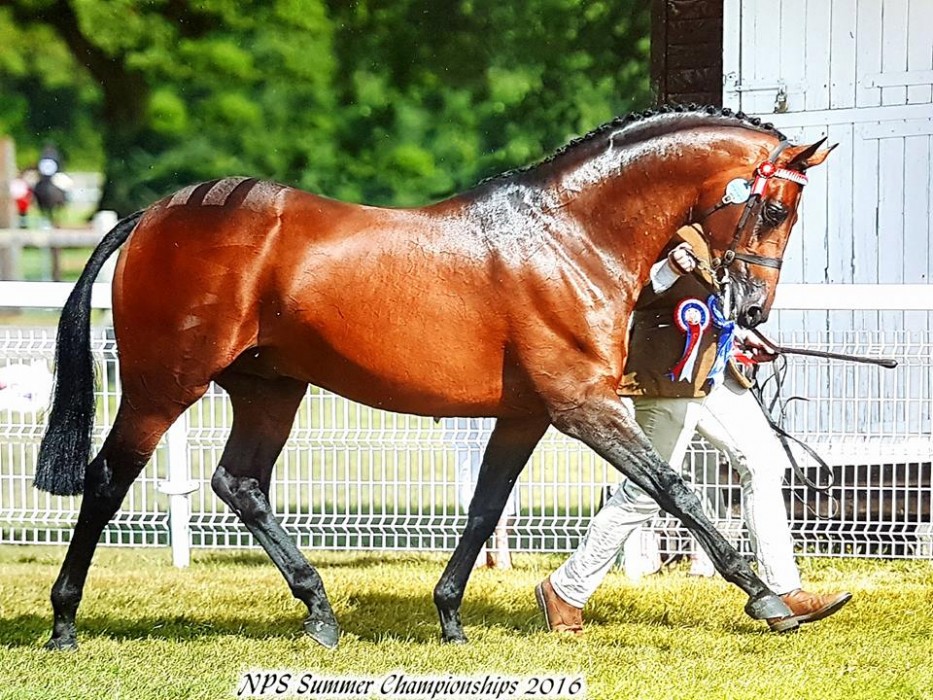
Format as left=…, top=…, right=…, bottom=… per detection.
left=260, top=312, right=515, bottom=416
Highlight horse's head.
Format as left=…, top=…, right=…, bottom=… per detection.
left=694, top=135, right=834, bottom=327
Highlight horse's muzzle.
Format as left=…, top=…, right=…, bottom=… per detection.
left=734, top=283, right=770, bottom=328
left=741, top=304, right=766, bottom=328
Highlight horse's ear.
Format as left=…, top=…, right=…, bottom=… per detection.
left=780, top=138, right=836, bottom=171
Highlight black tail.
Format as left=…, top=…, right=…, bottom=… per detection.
left=34, top=211, right=145, bottom=495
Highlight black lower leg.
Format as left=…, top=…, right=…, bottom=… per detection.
left=435, top=509, right=505, bottom=643
left=211, top=466, right=339, bottom=648
left=635, top=456, right=790, bottom=618
left=47, top=455, right=140, bottom=650
left=434, top=416, right=548, bottom=643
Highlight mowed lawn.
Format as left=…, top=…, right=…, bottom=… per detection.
left=0, top=547, right=930, bottom=700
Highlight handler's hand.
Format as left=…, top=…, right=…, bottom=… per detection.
left=735, top=327, right=779, bottom=363
left=667, top=242, right=697, bottom=276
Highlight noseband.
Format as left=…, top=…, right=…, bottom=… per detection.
left=695, top=139, right=809, bottom=275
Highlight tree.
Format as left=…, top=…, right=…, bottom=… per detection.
left=323, top=0, right=651, bottom=204
left=0, top=7, right=103, bottom=171
left=0, top=0, right=651, bottom=213
left=1, top=0, right=337, bottom=213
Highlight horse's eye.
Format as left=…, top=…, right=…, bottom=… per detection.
left=762, top=201, right=788, bottom=226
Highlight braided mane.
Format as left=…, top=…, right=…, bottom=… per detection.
left=482, top=103, right=787, bottom=186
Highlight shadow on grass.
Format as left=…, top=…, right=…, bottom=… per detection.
left=195, top=551, right=443, bottom=570
left=0, top=600, right=497, bottom=649
left=0, top=584, right=763, bottom=650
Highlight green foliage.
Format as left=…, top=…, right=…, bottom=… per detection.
left=0, top=0, right=651, bottom=213
left=0, top=7, right=103, bottom=169
left=323, top=0, right=651, bottom=205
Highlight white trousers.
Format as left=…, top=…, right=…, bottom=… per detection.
left=551, top=377, right=802, bottom=608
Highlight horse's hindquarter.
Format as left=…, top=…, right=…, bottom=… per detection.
left=113, top=187, right=504, bottom=413
left=113, top=185, right=290, bottom=396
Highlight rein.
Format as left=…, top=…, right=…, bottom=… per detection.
left=748, top=331, right=897, bottom=518
left=750, top=355, right=841, bottom=519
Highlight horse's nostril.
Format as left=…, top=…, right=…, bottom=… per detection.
left=745, top=305, right=763, bottom=326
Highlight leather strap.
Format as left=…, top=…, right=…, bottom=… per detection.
left=732, top=251, right=783, bottom=269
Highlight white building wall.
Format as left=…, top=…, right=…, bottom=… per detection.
left=723, top=0, right=933, bottom=439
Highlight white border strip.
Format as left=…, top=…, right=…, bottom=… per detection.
left=773, top=284, right=933, bottom=311
left=0, top=281, right=112, bottom=309
left=1, top=282, right=932, bottom=313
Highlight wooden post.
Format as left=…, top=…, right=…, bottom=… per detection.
left=0, top=138, right=22, bottom=281
left=0, top=137, right=14, bottom=228
left=650, top=0, right=724, bottom=107
left=51, top=248, right=62, bottom=282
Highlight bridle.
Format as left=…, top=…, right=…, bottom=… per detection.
left=694, top=139, right=809, bottom=274
left=690, top=139, right=809, bottom=318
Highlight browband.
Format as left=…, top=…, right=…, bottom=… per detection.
left=772, top=168, right=808, bottom=186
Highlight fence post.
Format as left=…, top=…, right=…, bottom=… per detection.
left=0, top=137, right=14, bottom=229
left=159, top=411, right=198, bottom=568
left=0, top=137, right=22, bottom=282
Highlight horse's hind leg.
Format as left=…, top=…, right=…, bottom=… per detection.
left=434, top=415, right=549, bottom=643
left=210, top=374, right=340, bottom=649
left=47, top=392, right=204, bottom=650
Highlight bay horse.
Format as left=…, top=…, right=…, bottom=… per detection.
left=35, top=105, right=832, bottom=650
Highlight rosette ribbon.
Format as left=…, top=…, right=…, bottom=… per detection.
left=706, top=293, right=736, bottom=388
left=669, top=298, right=710, bottom=382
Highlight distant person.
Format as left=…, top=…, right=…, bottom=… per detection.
left=33, top=144, right=70, bottom=227
left=9, top=175, right=32, bottom=228
left=444, top=417, right=516, bottom=569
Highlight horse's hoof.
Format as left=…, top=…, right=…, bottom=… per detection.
left=767, top=615, right=801, bottom=633
left=745, top=593, right=792, bottom=620
left=303, top=617, right=340, bottom=649
left=44, top=635, right=78, bottom=651
left=442, top=629, right=469, bottom=645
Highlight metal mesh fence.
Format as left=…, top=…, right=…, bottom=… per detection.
left=0, top=323, right=930, bottom=560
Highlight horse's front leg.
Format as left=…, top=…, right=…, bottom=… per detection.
left=550, top=388, right=792, bottom=622
left=434, top=416, right=550, bottom=643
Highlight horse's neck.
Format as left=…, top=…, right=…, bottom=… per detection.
left=557, top=167, right=701, bottom=287
left=552, top=129, right=763, bottom=283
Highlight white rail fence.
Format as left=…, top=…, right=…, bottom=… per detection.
left=0, top=282, right=930, bottom=566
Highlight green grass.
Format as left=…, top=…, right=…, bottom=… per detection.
left=0, top=548, right=930, bottom=700
left=19, top=247, right=92, bottom=282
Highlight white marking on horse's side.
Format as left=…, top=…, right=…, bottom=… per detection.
left=202, top=177, right=251, bottom=206
left=167, top=183, right=200, bottom=207
left=242, top=181, right=285, bottom=213
left=178, top=314, right=203, bottom=331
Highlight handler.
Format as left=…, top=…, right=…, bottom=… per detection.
left=536, top=224, right=852, bottom=634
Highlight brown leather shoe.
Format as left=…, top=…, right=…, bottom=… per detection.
left=767, top=589, right=852, bottom=632
left=535, top=577, right=583, bottom=634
